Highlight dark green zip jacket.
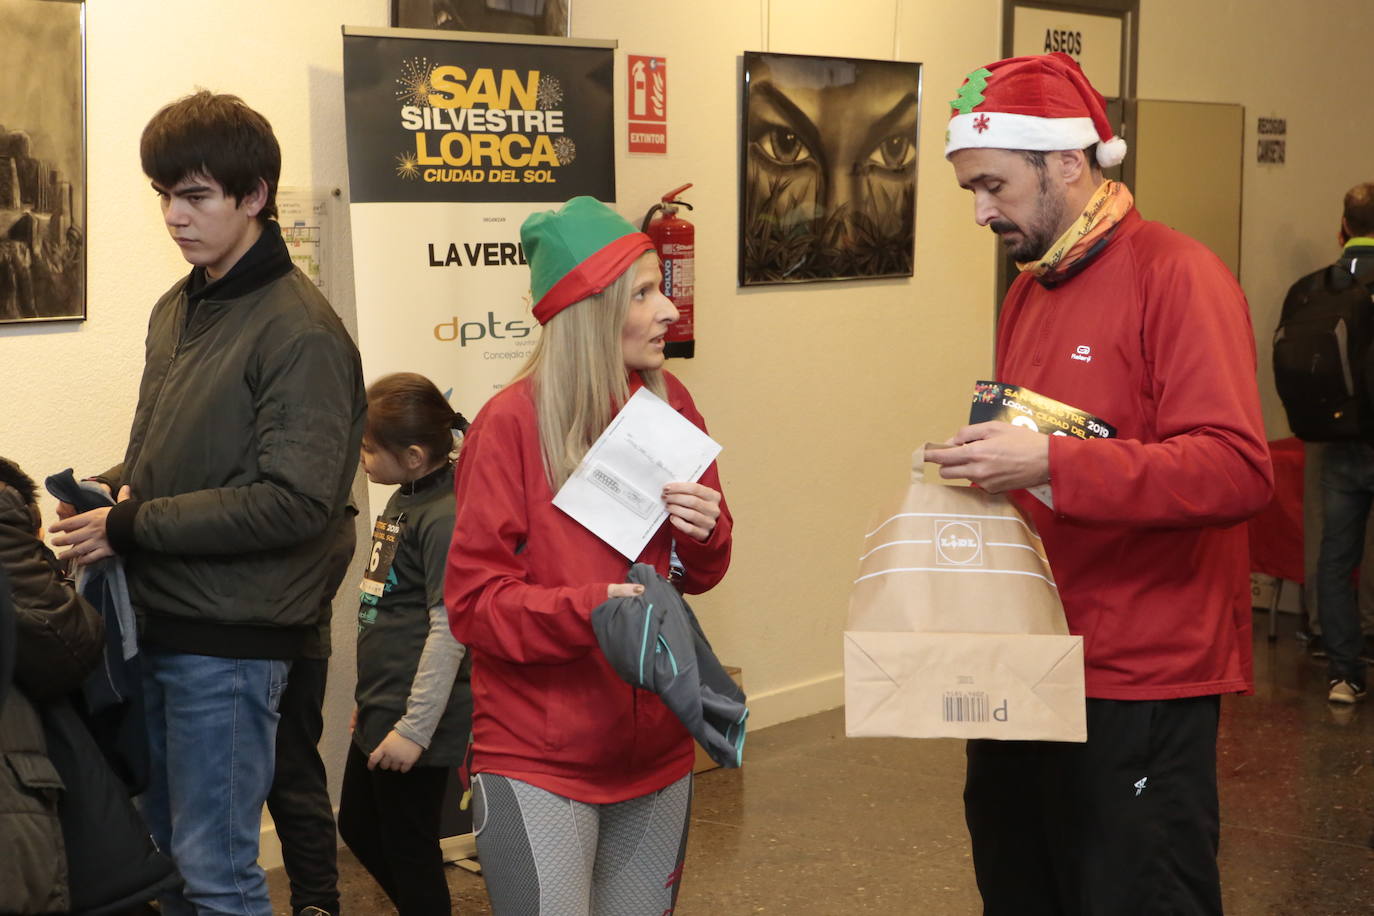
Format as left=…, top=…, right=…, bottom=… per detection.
left=99, top=222, right=365, bottom=659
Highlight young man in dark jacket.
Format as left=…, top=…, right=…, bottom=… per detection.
left=50, top=92, right=366, bottom=916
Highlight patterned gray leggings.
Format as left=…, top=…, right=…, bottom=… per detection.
left=472, top=771, right=693, bottom=915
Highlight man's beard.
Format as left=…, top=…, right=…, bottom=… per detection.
left=990, top=189, right=1067, bottom=262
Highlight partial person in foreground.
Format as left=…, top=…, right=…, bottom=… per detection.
left=445, top=196, right=732, bottom=915
left=49, top=91, right=366, bottom=916
left=928, top=53, right=1272, bottom=915
left=0, top=456, right=180, bottom=912
left=339, top=372, right=472, bottom=915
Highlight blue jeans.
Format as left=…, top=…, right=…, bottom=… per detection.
left=139, top=650, right=290, bottom=916
left=1317, top=441, right=1374, bottom=686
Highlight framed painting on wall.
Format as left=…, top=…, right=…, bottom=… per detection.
left=0, top=0, right=85, bottom=324
left=392, top=0, right=570, bottom=37
left=740, top=51, right=921, bottom=287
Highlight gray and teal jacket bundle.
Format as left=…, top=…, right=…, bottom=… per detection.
left=592, top=563, right=748, bottom=768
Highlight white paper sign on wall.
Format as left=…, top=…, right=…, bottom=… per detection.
left=1257, top=117, right=1287, bottom=165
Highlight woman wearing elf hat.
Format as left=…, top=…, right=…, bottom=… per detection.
left=444, top=196, right=732, bottom=913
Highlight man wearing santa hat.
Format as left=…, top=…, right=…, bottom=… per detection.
left=927, top=53, right=1273, bottom=914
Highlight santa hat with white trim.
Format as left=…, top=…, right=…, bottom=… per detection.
left=945, top=52, right=1127, bottom=169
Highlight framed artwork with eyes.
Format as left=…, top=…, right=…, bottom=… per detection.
left=740, top=52, right=921, bottom=286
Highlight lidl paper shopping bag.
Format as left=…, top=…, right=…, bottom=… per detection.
left=844, top=454, right=1086, bottom=741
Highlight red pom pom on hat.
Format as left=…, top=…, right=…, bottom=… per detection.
left=946, top=52, right=1126, bottom=167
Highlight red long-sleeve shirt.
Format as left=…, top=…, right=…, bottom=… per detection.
left=445, top=371, right=732, bottom=802
left=998, top=208, right=1273, bottom=700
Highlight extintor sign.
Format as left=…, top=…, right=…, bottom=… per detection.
left=628, top=55, right=667, bottom=154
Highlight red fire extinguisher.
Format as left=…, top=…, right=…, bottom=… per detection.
left=641, top=183, right=695, bottom=359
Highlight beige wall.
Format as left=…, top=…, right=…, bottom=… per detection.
left=3, top=0, right=1371, bottom=809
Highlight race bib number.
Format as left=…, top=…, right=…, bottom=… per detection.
left=360, top=515, right=404, bottom=600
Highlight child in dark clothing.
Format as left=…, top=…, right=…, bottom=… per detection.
left=337, top=373, right=471, bottom=915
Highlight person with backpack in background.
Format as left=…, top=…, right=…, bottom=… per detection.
left=1273, top=182, right=1374, bottom=704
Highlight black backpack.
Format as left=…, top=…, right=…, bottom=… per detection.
left=1273, top=260, right=1374, bottom=442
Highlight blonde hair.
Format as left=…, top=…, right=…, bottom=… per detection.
left=515, top=257, right=667, bottom=490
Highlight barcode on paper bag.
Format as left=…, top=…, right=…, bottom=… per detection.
left=943, top=691, right=990, bottom=723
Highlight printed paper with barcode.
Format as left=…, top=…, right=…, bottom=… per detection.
left=552, top=387, right=722, bottom=559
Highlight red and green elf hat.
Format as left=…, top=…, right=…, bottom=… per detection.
left=521, top=196, right=655, bottom=325
left=945, top=52, right=1127, bottom=168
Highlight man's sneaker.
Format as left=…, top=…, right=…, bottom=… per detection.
left=1328, top=679, right=1367, bottom=704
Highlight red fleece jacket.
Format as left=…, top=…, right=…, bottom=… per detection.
left=998, top=208, right=1273, bottom=700
left=445, top=371, right=731, bottom=803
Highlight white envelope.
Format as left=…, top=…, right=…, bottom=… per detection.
left=553, top=387, right=721, bottom=559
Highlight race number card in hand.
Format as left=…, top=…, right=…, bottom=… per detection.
left=969, top=380, right=1116, bottom=508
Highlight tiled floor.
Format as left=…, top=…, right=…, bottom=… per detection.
left=269, top=610, right=1374, bottom=914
